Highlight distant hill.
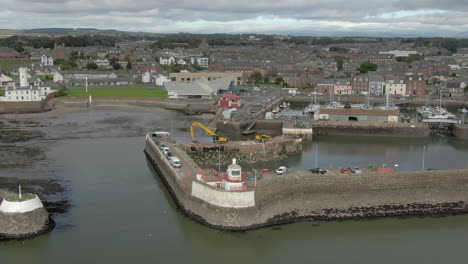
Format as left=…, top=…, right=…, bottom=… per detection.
left=0, top=28, right=158, bottom=38
left=1, top=27, right=467, bottom=39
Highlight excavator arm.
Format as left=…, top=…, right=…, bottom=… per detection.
left=190, top=122, right=228, bottom=143
left=255, top=134, right=273, bottom=141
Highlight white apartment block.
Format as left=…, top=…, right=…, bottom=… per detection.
left=190, top=57, right=209, bottom=68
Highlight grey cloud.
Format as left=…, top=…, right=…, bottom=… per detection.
left=0, top=0, right=467, bottom=36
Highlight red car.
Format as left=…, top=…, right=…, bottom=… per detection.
left=340, top=168, right=352, bottom=174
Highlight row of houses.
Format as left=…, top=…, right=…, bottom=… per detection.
left=315, top=73, right=466, bottom=97
left=315, top=73, right=429, bottom=96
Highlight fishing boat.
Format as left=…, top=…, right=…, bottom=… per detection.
left=420, top=90, right=456, bottom=120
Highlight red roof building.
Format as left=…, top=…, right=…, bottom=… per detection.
left=219, top=93, right=241, bottom=109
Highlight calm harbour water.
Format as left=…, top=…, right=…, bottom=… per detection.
left=1, top=135, right=468, bottom=263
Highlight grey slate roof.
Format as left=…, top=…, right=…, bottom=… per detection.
left=164, top=76, right=232, bottom=96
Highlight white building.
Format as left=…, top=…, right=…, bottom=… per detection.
left=164, top=76, right=232, bottom=99
left=40, top=55, right=54, bottom=66
left=385, top=79, right=406, bottom=95
left=176, top=59, right=187, bottom=65
left=159, top=56, right=176, bottom=65
left=0, top=68, right=54, bottom=102
left=190, top=57, right=209, bottom=68
left=379, top=50, right=419, bottom=57
left=155, top=75, right=171, bottom=86
left=142, top=72, right=155, bottom=84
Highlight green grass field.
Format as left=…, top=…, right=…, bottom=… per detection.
left=67, top=89, right=167, bottom=98
left=74, top=84, right=151, bottom=89
left=0, top=60, right=33, bottom=72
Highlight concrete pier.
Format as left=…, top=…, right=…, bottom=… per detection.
left=144, top=133, right=468, bottom=230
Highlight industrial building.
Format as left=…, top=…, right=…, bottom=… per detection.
left=318, top=108, right=400, bottom=123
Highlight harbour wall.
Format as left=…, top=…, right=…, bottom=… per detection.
left=218, top=119, right=430, bottom=138
left=313, top=121, right=430, bottom=137
left=144, top=135, right=258, bottom=226
left=453, top=125, right=468, bottom=140
left=217, top=120, right=283, bottom=136
left=0, top=93, right=55, bottom=114
left=51, top=97, right=216, bottom=114
left=144, top=134, right=468, bottom=230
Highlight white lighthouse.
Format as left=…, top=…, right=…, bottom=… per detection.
left=19, top=67, right=28, bottom=87
left=222, top=159, right=245, bottom=191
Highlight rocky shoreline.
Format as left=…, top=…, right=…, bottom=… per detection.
left=0, top=215, right=55, bottom=241
left=187, top=149, right=288, bottom=168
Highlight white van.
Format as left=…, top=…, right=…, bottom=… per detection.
left=170, top=157, right=181, bottom=168
left=265, top=112, right=274, bottom=120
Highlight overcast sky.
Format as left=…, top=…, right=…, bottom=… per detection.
left=1, top=0, right=468, bottom=37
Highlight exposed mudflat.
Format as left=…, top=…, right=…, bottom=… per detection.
left=0, top=106, right=215, bottom=223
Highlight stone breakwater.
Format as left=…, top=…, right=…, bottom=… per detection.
left=51, top=97, right=216, bottom=115
left=144, top=135, right=468, bottom=230
left=0, top=192, right=55, bottom=240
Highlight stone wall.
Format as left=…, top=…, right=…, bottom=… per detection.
left=0, top=93, right=55, bottom=114
left=191, top=181, right=255, bottom=208
left=184, top=138, right=302, bottom=167
left=52, top=97, right=215, bottom=114
left=453, top=125, right=468, bottom=140
left=313, top=121, right=430, bottom=137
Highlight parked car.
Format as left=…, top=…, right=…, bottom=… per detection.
left=165, top=152, right=173, bottom=160
left=159, top=143, right=167, bottom=150
left=261, top=169, right=269, bottom=173
left=276, top=166, right=287, bottom=175
left=161, top=147, right=171, bottom=156
left=169, top=157, right=181, bottom=168
left=351, top=167, right=362, bottom=174
left=310, top=168, right=326, bottom=174
left=340, top=168, right=352, bottom=174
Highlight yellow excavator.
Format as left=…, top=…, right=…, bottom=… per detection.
left=255, top=134, right=273, bottom=142
left=190, top=122, right=229, bottom=143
